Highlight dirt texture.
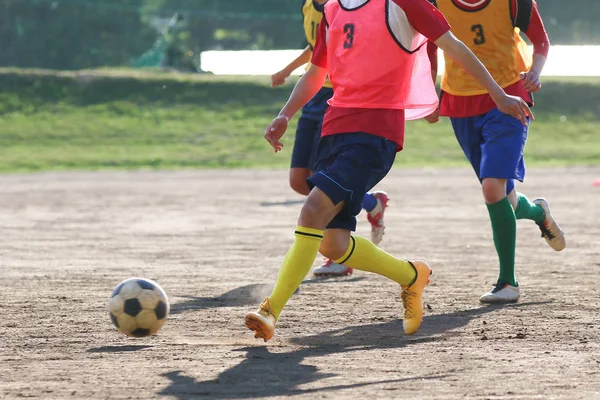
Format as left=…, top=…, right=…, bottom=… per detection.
left=1, top=167, right=599, bottom=400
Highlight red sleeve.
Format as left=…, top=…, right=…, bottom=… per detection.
left=393, top=0, right=451, bottom=42
left=511, top=0, right=550, bottom=57
left=310, top=21, right=328, bottom=68
left=427, top=41, right=438, bottom=72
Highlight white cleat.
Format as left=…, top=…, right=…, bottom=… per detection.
left=533, top=198, right=566, bottom=251
left=313, top=259, right=353, bottom=277
left=480, top=281, right=520, bottom=304
left=367, top=191, right=389, bottom=245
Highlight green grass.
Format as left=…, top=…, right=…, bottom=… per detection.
left=1, top=68, right=599, bottom=172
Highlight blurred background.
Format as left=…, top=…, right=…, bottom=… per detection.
left=0, top=0, right=599, bottom=172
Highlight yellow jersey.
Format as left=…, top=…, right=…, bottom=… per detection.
left=301, top=0, right=332, bottom=88
left=437, top=0, right=532, bottom=96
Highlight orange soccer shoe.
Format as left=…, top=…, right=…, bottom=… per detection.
left=401, top=261, right=432, bottom=335
left=245, top=298, right=276, bottom=342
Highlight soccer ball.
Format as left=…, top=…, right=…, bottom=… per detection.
left=108, top=278, right=169, bottom=337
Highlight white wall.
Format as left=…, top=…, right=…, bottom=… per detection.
left=201, top=46, right=600, bottom=76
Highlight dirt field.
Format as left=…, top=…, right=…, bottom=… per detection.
left=1, top=167, right=599, bottom=400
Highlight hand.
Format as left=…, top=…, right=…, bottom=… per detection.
left=521, top=71, right=542, bottom=93
left=270, top=70, right=289, bottom=88
left=424, top=108, right=439, bottom=124
left=494, top=94, right=534, bottom=126
left=264, top=116, right=289, bottom=152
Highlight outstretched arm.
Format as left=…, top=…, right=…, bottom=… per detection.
left=271, top=46, right=313, bottom=87
left=434, top=31, right=533, bottom=125
left=279, top=64, right=328, bottom=121
left=264, top=64, right=328, bottom=152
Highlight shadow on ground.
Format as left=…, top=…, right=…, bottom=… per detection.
left=88, top=345, right=153, bottom=353
left=159, top=344, right=445, bottom=399
left=158, top=298, right=550, bottom=399
left=170, top=278, right=367, bottom=314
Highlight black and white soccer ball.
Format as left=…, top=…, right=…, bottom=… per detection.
left=108, top=278, right=169, bottom=337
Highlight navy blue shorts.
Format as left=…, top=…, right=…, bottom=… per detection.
left=451, top=108, right=529, bottom=194
left=290, top=87, right=334, bottom=170
left=307, top=132, right=397, bottom=231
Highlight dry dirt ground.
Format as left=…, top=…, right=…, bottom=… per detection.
left=1, top=167, right=599, bottom=400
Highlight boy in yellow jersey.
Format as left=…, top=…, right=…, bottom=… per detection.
left=429, top=0, right=566, bottom=303
left=271, top=0, right=389, bottom=277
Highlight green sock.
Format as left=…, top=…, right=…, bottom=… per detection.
left=515, top=193, right=545, bottom=223
left=486, top=197, right=517, bottom=286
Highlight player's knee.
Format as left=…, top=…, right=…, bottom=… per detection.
left=481, top=178, right=507, bottom=203
left=289, top=169, right=311, bottom=196
left=298, top=191, right=338, bottom=230
left=298, top=198, right=325, bottom=229
left=289, top=177, right=310, bottom=196
left=319, top=239, right=347, bottom=260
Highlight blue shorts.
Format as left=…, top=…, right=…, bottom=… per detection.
left=307, top=132, right=397, bottom=231
left=290, top=87, right=334, bottom=170
left=451, top=108, right=529, bottom=194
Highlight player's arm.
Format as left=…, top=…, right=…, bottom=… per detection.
left=271, top=46, right=313, bottom=88
left=424, top=41, right=440, bottom=123
left=264, top=21, right=329, bottom=152
left=515, top=0, right=550, bottom=92
left=265, top=64, right=327, bottom=152
left=434, top=31, right=533, bottom=125
left=402, top=0, right=530, bottom=124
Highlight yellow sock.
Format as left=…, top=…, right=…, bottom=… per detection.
left=335, top=236, right=416, bottom=286
left=268, top=226, right=323, bottom=319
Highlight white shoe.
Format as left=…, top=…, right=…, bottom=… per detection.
left=366, top=191, right=389, bottom=245
left=533, top=198, right=566, bottom=251
left=313, top=259, right=353, bottom=277
left=480, top=281, right=520, bottom=304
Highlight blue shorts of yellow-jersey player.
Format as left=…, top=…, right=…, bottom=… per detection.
left=451, top=108, right=530, bottom=195
left=307, top=132, right=397, bottom=231
left=290, top=87, right=334, bottom=170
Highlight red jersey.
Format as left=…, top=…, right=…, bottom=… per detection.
left=312, top=0, right=450, bottom=149
left=438, top=0, right=550, bottom=118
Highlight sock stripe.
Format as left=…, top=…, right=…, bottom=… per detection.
left=338, top=236, right=356, bottom=265
left=294, top=230, right=323, bottom=239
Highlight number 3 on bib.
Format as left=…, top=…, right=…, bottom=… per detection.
left=343, top=23, right=355, bottom=48
left=471, top=24, right=486, bottom=45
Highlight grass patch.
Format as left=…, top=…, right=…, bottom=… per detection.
left=0, top=68, right=599, bottom=172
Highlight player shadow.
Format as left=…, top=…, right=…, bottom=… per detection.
left=170, top=283, right=272, bottom=315
left=158, top=345, right=447, bottom=399
left=87, top=345, right=153, bottom=353
left=170, top=278, right=367, bottom=315
left=259, top=199, right=305, bottom=207
left=292, top=300, right=552, bottom=348
left=156, top=302, right=550, bottom=398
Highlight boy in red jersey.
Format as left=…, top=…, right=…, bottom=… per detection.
left=270, top=0, right=390, bottom=278
left=429, top=0, right=565, bottom=304
left=245, top=0, right=532, bottom=342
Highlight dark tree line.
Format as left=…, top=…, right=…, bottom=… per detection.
left=0, top=0, right=598, bottom=70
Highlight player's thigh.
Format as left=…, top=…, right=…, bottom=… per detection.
left=480, top=109, right=529, bottom=181
left=451, top=116, right=484, bottom=178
